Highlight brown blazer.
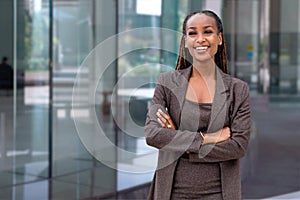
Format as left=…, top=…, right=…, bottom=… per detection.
left=145, top=66, right=251, bottom=200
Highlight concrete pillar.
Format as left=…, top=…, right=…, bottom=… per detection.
left=269, top=0, right=281, bottom=94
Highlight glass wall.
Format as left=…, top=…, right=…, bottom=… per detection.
left=222, top=0, right=259, bottom=90
left=0, top=0, right=15, bottom=193
left=0, top=0, right=50, bottom=199
left=0, top=0, right=119, bottom=199
left=15, top=0, right=50, bottom=179
left=268, top=0, right=300, bottom=95
left=51, top=0, right=117, bottom=198
left=117, top=0, right=163, bottom=190
left=52, top=0, right=95, bottom=177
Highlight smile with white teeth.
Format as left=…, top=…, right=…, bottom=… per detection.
left=195, top=46, right=208, bottom=50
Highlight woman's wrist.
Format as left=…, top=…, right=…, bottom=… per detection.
left=201, top=132, right=218, bottom=144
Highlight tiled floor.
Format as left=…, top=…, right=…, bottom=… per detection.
left=263, top=191, right=300, bottom=199
left=107, top=96, right=300, bottom=200
left=1, top=94, right=300, bottom=199
left=83, top=95, right=300, bottom=199
left=241, top=96, right=300, bottom=199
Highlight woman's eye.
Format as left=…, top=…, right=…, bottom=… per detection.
left=204, top=30, right=213, bottom=34
left=188, top=32, right=197, bottom=36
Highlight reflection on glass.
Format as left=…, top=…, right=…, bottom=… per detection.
left=52, top=0, right=117, bottom=198
left=14, top=0, right=50, bottom=182
left=0, top=0, right=50, bottom=196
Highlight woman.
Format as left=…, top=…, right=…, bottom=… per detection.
left=145, top=10, right=251, bottom=200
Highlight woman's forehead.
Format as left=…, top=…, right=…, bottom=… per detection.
left=186, top=13, right=217, bottom=29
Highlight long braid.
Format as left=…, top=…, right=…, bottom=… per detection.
left=175, top=37, right=192, bottom=70
left=175, top=10, right=228, bottom=74
left=215, top=33, right=228, bottom=73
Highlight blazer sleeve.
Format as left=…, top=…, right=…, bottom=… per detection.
left=190, top=82, right=251, bottom=162
left=145, top=73, right=203, bottom=153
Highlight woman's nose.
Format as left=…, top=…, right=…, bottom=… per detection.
left=196, top=34, right=205, bottom=43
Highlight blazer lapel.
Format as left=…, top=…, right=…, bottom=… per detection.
left=207, top=67, right=231, bottom=132
left=171, top=67, right=192, bottom=127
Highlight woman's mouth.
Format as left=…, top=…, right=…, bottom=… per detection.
left=195, top=46, right=208, bottom=51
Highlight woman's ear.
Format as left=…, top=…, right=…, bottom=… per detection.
left=184, top=36, right=188, bottom=48
left=218, top=33, right=223, bottom=46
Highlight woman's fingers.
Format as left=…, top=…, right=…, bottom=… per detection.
left=156, top=108, right=174, bottom=129
left=158, top=109, right=170, bottom=121
left=156, top=110, right=167, bottom=123
left=222, top=127, right=231, bottom=138
left=157, top=117, right=165, bottom=128
left=218, top=127, right=231, bottom=142
left=156, top=110, right=168, bottom=128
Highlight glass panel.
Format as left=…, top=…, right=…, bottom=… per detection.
left=278, top=33, right=298, bottom=94
left=52, top=0, right=117, bottom=198
left=117, top=0, right=162, bottom=191
left=234, top=0, right=259, bottom=90
left=0, top=0, right=14, bottom=193
left=0, top=0, right=50, bottom=197
left=52, top=0, right=92, bottom=177
left=268, top=0, right=300, bottom=95
left=277, top=0, right=298, bottom=94
left=14, top=0, right=50, bottom=182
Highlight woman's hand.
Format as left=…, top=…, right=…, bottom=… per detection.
left=202, top=127, right=231, bottom=144
left=156, top=108, right=176, bottom=130
left=155, top=108, right=230, bottom=144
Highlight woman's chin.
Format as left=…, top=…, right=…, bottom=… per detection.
left=193, top=55, right=214, bottom=63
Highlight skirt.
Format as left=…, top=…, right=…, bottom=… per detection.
left=171, top=156, right=223, bottom=200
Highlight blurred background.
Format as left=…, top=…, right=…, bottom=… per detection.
left=0, top=0, right=299, bottom=199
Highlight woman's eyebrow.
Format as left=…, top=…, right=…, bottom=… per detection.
left=187, top=25, right=214, bottom=30
left=203, top=25, right=214, bottom=29
left=187, top=27, right=197, bottom=30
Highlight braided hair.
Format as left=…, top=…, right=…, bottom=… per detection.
left=175, top=10, right=228, bottom=74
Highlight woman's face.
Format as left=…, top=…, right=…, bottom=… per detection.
left=185, top=13, right=222, bottom=64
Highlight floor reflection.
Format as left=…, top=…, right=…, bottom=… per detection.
left=1, top=93, right=300, bottom=199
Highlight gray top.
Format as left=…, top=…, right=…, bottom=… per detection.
left=180, top=99, right=212, bottom=133
left=171, top=99, right=221, bottom=198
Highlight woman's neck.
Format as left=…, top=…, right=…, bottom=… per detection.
left=192, top=60, right=216, bottom=79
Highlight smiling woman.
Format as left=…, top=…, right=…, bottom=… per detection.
left=145, top=10, right=251, bottom=200
left=176, top=10, right=227, bottom=73
left=184, top=13, right=222, bottom=65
